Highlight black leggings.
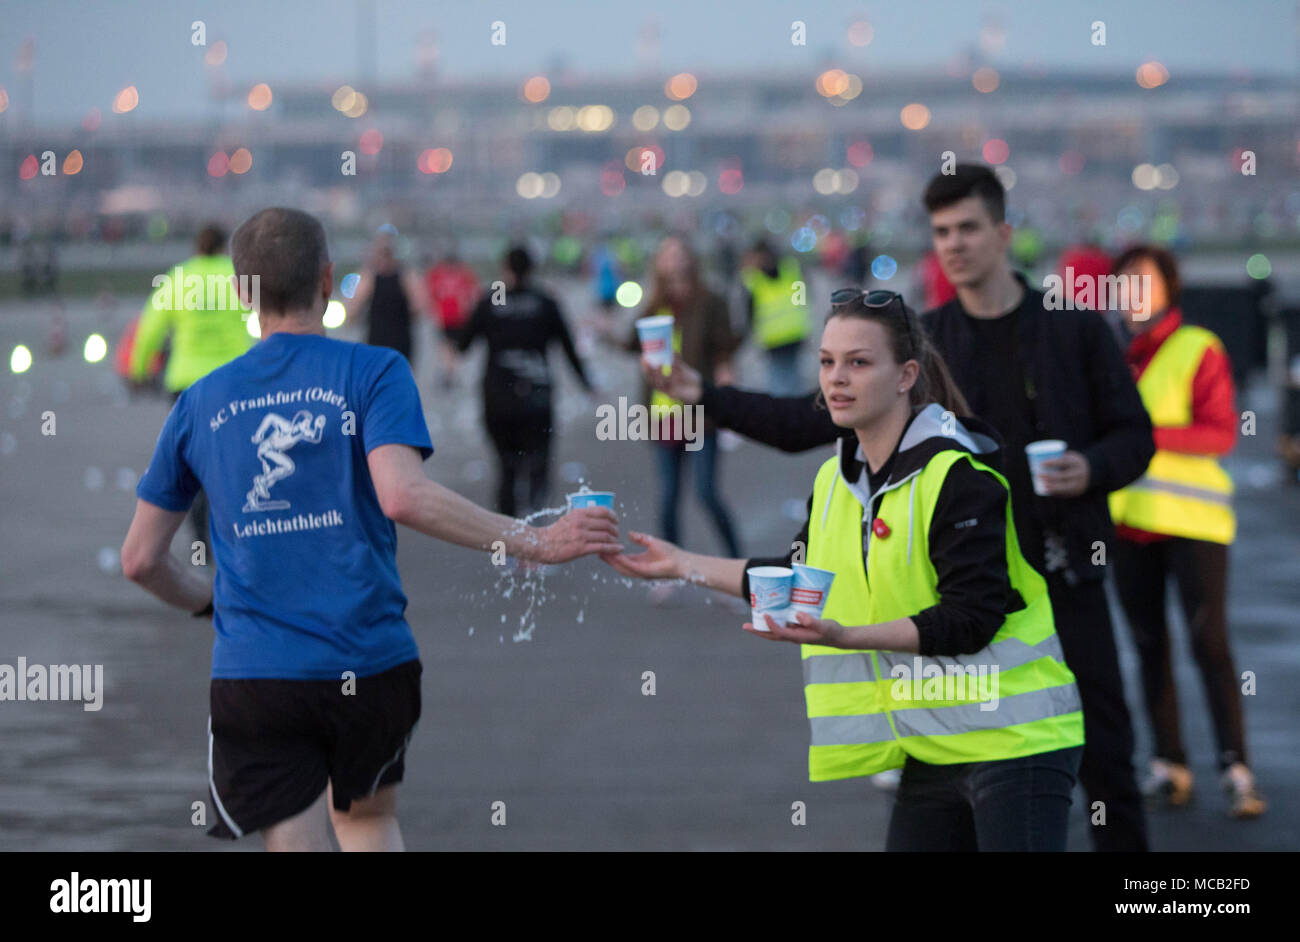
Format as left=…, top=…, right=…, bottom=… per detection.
left=486, top=413, right=553, bottom=518
left=1112, top=537, right=1247, bottom=771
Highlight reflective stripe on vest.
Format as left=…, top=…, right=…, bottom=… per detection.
left=1109, top=325, right=1236, bottom=544
left=742, top=257, right=811, bottom=349
left=803, top=448, right=1084, bottom=781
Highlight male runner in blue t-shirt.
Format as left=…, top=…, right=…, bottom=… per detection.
left=120, top=208, right=622, bottom=851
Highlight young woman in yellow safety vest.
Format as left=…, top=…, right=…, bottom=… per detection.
left=1109, top=245, right=1265, bottom=818
left=604, top=289, right=1086, bottom=851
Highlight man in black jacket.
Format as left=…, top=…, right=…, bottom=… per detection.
left=648, top=165, right=1154, bottom=852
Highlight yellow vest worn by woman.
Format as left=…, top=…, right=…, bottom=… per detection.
left=1109, top=325, right=1235, bottom=544
left=804, top=404, right=1085, bottom=781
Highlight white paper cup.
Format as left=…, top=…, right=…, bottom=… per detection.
left=789, top=564, right=835, bottom=621
left=566, top=490, right=614, bottom=510
left=747, top=566, right=793, bottom=632
left=1025, top=440, right=1067, bottom=496
left=635, top=314, right=675, bottom=368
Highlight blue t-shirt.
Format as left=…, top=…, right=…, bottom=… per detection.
left=136, top=332, right=432, bottom=680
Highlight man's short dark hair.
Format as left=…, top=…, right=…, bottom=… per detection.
left=923, top=164, right=1006, bottom=223
left=1111, top=243, right=1182, bottom=306
left=505, top=245, right=532, bottom=281
left=195, top=223, right=227, bottom=256
left=231, top=208, right=329, bottom=314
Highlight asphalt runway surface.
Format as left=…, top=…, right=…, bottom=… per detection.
left=1, top=285, right=1296, bottom=850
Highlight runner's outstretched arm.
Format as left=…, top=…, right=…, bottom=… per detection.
left=121, top=499, right=213, bottom=613
left=367, top=443, right=623, bottom=563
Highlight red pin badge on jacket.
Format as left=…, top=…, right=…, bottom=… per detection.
left=872, top=518, right=891, bottom=539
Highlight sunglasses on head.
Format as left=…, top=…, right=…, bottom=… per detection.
left=830, top=288, right=907, bottom=315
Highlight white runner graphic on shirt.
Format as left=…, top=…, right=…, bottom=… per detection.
left=242, top=410, right=326, bottom=512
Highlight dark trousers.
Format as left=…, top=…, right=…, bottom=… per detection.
left=886, top=745, right=1083, bottom=851
left=486, top=413, right=552, bottom=517
left=1049, top=574, right=1149, bottom=851
left=655, top=432, right=741, bottom=557
left=1112, top=537, right=1246, bottom=771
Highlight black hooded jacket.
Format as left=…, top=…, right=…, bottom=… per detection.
left=707, top=274, right=1155, bottom=585
left=743, top=405, right=1028, bottom=658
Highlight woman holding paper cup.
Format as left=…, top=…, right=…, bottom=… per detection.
left=623, top=236, right=744, bottom=561
left=605, top=289, right=1086, bottom=851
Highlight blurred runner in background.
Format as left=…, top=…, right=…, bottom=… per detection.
left=424, top=248, right=479, bottom=389
left=348, top=231, right=428, bottom=364
left=129, top=223, right=254, bottom=551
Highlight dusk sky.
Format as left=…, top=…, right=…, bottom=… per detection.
left=1, top=0, right=1295, bottom=124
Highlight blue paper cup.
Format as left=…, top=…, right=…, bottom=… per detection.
left=789, top=564, right=836, bottom=621
left=567, top=491, right=614, bottom=510
left=747, top=565, right=793, bottom=632
left=635, top=314, right=675, bottom=368
left=1025, top=439, right=1067, bottom=496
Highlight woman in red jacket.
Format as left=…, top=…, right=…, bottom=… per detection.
left=1109, top=245, right=1264, bottom=818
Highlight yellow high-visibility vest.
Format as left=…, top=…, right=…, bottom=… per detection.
left=1109, top=325, right=1235, bottom=544
left=741, top=257, right=811, bottom=350
left=804, top=418, right=1084, bottom=782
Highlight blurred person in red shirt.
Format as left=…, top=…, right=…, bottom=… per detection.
left=915, top=249, right=956, bottom=310
left=425, top=250, right=480, bottom=389
left=1108, top=244, right=1265, bottom=819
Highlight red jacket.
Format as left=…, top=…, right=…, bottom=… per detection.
left=1117, top=308, right=1237, bottom=543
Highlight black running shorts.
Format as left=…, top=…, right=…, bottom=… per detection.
left=205, top=658, right=422, bottom=840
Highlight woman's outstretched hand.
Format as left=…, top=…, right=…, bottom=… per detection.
left=743, top=611, right=846, bottom=646
left=600, top=530, right=684, bottom=581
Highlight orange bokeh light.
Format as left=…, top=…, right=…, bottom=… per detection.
left=523, top=76, right=550, bottom=103
left=247, top=83, right=272, bottom=111
left=112, top=86, right=139, bottom=114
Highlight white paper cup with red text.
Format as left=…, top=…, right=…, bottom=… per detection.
left=635, top=314, right=675, bottom=368
left=747, top=566, right=793, bottom=632
left=789, top=564, right=835, bottom=622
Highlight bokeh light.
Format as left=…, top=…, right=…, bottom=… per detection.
left=718, top=167, right=744, bottom=194
left=791, top=227, right=817, bottom=253
left=900, top=103, right=931, bottom=130
left=665, top=73, right=697, bottom=101
left=847, top=140, right=873, bottom=167
left=19, top=155, right=38, bottom=180
left=982, top=139, right=1010, bottom=164
left=1131, top=163, right=1158, bottom=190
left=229, top=148, right=252, bottom=174
left=972, top=67, right=1000, bottom=93
left=418, top=148, right=453, bottom=174
left=359, top=129, right=383, bottom=155
left=246, top=312, right=260, bottom=338
left=247, top=83, right=272, bottom=111
left=323, top=300, right=347, bottom=328
left=847, top=20, right=873, bottom=46
left=547, top=106, right=576, bottom=131
left=341, top=273, right=361, bottom=298
left=1058, top=151, right=1085, bottom=175
left=205, top=40, right=228, bottom=66
left=112, top=86, right=139, bottom=114
left=83, top=334, right=107, bottom=363
left=632, top=105, right=660, bottom=131
left=662, top=104, right=690, bottom=131
left=616, top=281, right=643, bottom=308
left=626, top=145, right=664, bottom=173
left=522, top=76, right=550, bottom=103
left=1137, top=61, right=1169, bottom=89
left=11, top=345, right=33, bottom=374
left=207, top=151, right=229, bottom=177
left=62, top=150, right=84, bottom=175
left=1246, top=254, right=1272, bottom=279
left=871, top=255, right=898, bottom=280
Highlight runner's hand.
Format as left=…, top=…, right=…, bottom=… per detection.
left=641, top=354, right=702, bottom=405
left=535, top=507, right=622, bottom=563
left=743, top=611, right=846, bottom=646
left=600, top=530, right=684, bottom=580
